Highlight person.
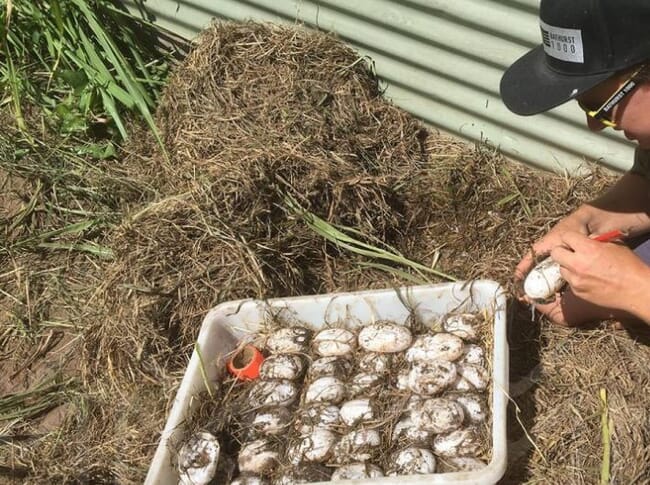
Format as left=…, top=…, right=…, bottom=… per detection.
left=499, top=0, right=650, bottom=326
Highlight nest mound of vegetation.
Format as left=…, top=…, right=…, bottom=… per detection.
left=1, top=20, right=649, bottom=485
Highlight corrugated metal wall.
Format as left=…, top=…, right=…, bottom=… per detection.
left=128, top=0, right=636, bottom=174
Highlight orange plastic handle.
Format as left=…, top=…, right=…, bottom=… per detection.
left=226, top=345, right=264, bottom=380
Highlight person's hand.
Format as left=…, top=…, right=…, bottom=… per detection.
left=550, top=231, right=650, bottom=320
left=514, top=210, right=592, bottom=301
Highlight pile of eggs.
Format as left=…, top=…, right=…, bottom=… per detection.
left=179, top=313, right=491, bottom=484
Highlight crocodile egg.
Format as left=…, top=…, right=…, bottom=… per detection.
left=358, top=352, right=392, bottom=374
left=286, top=428, right=338, bottom=464
left=295, top=405, right=340, bottom=434
left=305, top=376, right=346, bottom=404
left=339, top=398, right=375, bottom=427
left=432, top=426, right=483, bottom=457
left=331, top=463, right=384, bottom=480
left=523, top=256, right=564, bottom=301
left=348, top=372, right=383, bottom=398
left=259, top=354, right=304, bottom=380
left=407, top=359, right=457, bottom=395
left=178, top=432, right=220, bottom=485
left=265, top=326, right=312, bottom=354
left=391, top=415, right=434, bottom=444
left=443, top=313, right=480, bottom=342
left=358, top=322, right=412, bottom=353
left=312, top=328, right=357, bottom=357
left=248, top=379, right=298, bottom=408
left=411, top=397, right=465, bottom=433
left=406, top=394, right=424, bottom=412
left=455, top=393, right=488, bottom=424
left=331, top=429, right=382, bottom=462
left=459, top=344, right=486, bottom=367
left=453, top=364, right=489, bottom=391
left=251, top=407, right=292, bottom=435
left=308, top=356, right=352, bottom=379
left=395, top=368, right=410, bottom=391
left=387, top=447, right=436, bottom=475
left=406, top=333, right=464, bottom=363
left=238, top=439, right=279, bottom=474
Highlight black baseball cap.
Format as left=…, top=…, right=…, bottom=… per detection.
left=500, top=0, right=650, bottom=115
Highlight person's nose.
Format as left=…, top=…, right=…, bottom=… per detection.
left=586, top=115, right=607, bottom=131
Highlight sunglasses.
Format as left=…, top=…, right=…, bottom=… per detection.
left=578, top=64, right=646, bottom=128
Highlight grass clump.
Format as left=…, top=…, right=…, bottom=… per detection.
left=0, top=0, right=179, bottom=150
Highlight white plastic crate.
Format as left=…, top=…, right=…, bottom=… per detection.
left=146, top=280, right=509, bottom=484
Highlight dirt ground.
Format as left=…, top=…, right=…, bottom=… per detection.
left=1, top=21, right=649, bottom=485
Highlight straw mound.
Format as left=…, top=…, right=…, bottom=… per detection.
left=2, top=20, right=650, bottom=485
left=156, top=21, right=425, bottom=240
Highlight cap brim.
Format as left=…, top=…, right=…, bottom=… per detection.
left=500, top=46, right=613, bottom=115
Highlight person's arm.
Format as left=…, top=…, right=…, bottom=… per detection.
left=585, top=169, right=650, bottom=237
left=623, top=262, right=650, bottom=324
left=515, top=168, right=650, bottom=294
left=550, top=231, right=650, bottom=324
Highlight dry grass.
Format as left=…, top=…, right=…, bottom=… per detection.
left=0, top=20, right=649, bottom=485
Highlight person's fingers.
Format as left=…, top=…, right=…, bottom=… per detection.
left=532, top=297, right=568, bottom=326
left=514, top=256, right=533, bottom=282
left=515, top=243, right=553, bottom=280
left=559, top=230, right=594, bottom=251
left=549, top=245, right=577, bottom=268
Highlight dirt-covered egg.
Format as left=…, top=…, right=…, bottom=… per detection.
left=459, top=344, right=486, bottom=367
left=407, top=360, right=457, bottom=395
left=453, top=364, right=489, bottom=391
left=178, top=432, right=220, bottom=485
left=443, top=456, right=487, bottom=471
left=274, top=465, right=331, bottom=484
left=287, top=428, right=338, bottom=464
left=386, top=447, right=436, bottom=475
left=259, top=354, right=305, bottom=380
left=305, top=376, right=346, bottom=404
left=391, top=415, right=434, bottom=444
left=358, top=352, right=392, bottom=374
left=331, top=429, right=382, bottom=462
left=348, top=372, right=383, bottom=398
left=248, top=379, right=298, bottom=408
left=523, top=256, right=564, bottom=301
left=312, top=328, right=357, bottom=357
left=308, top=356, right=352, bottom=379
left=339, top=398, right=375, bottom=427
left=238, top=439, right=279, bottom=474
left=265, top=326, right=312, bottom=354
left=411, top=397, right=465, bottom=433
left=358, top=322, right=412, bottom=353
left=432, top=426, right=482, bottom=457
left=395, top=368, right=410, bottom=391
left=251, top=407, right=292, bottom=435
left=230, top=475, right=269, bottom=485
left=455, top=393, right=488, bottom=424
left=406, top=394, right=424, bottom=412
left=331, top=463, right=384, bottom=480
left=443, top=313, right=480, bottom=342
left=406, top=333, right=464, bottom=363
left=295, top=405, right=340, bottom=434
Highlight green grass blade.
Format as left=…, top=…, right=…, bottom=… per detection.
left=37, top=241, right=114, bottom=259
left=9, top=219, right=99, bottom=250
left=284, top=195, right=456, bottom=282
left=100, top=89, right=128, bottom=140
left=0, top=378, right=76, bottom=422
